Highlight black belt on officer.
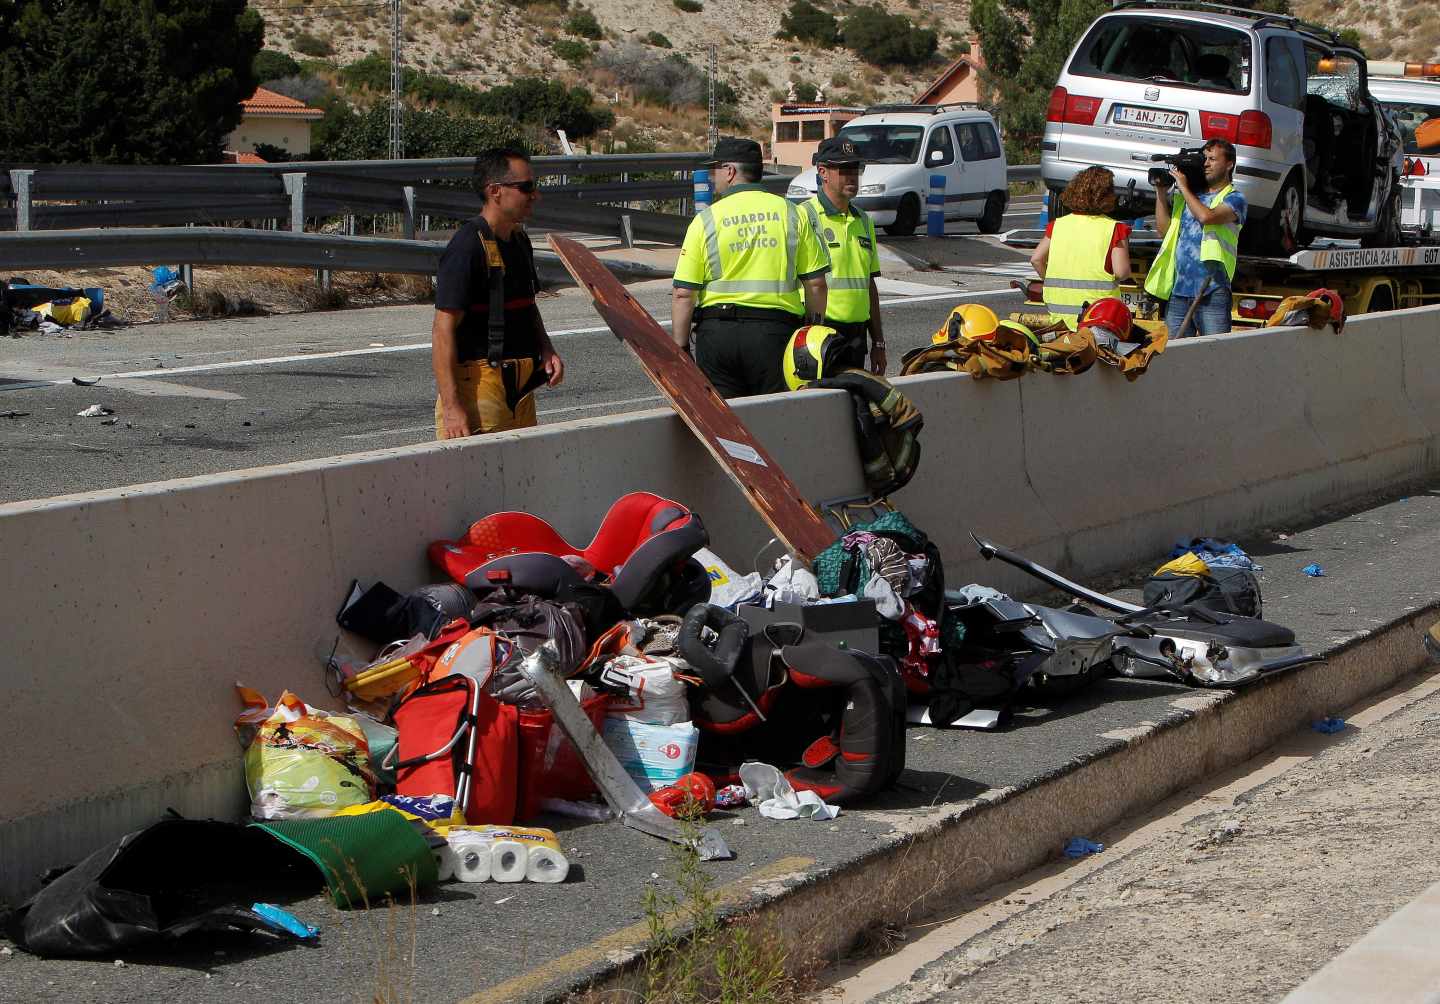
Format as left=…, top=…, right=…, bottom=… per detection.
left=694, top=304, right=803, bottom=324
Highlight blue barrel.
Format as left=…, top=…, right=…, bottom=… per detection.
left=693, top=169, right=712, bottom=212
left=927, top=173, right=946, bottom=237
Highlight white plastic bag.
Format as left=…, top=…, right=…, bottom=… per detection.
left=598, top=655, right=690, bottom=725
left=764, top=556, right=820, bottom=605
left=694, top=546, right=764, bottom=609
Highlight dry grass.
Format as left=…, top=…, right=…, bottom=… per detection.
left=14, top=264, right=433, bottom=325
left=1295, top=0, right=1440, bottom=61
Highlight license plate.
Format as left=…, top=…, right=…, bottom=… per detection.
left=1119, top=289, right=1147, bottom=311
left=1112, top=105, right=1187, bottom=131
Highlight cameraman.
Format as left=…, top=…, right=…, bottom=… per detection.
left=1143, top=139, right=1246, bottom=337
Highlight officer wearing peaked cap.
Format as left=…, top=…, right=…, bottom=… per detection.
left=802, top=136, right=886, bottom=374
left=672, top=136, right=830, bottom=398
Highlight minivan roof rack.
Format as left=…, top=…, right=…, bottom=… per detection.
left=1108, top=1, right=1341, bottom=47
left=863, top=102, right=982, bottom=115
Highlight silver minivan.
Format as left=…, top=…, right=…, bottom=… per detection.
left=1041, top=1, right=1403, bottom=253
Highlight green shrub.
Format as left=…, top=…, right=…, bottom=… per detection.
left=565, top=6, right=603, bottom=39
left=674, top=0, right=702, bottom=12
left=643, top=30, right=673, bottom=47
left=553, top=38, right=591, bottom=65
left=253, top=49, right=302, bottom=83
left=293, top=31, right=334, bottom=57
left=840, top=5, right=937, bottom=66
left=791, top=79, right=819, bottom=102
left=474, top=77, right=615, bottom=137
left=450, top=9, right=472, bottom=25
left=779, top=0, right=839, bottom=47
left=320, top=104, right=527, bottom=161
left=251, top=142, right=291, bottom=163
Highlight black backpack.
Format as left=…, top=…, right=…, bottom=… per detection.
left=1142, top=564, right=1261, bottom=618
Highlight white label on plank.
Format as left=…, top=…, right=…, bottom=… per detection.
left=716, top=436, right=767, bottom=467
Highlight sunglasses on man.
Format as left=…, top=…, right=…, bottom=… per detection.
left=493, top=179, right=538, bottom=194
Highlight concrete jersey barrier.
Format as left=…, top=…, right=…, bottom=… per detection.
left=1, top=304, right=1437, bottom=905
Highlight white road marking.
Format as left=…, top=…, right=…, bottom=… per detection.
left=875, top=277, right=956, bottom=296
left=24, top=286, right=1015, bottom=387
left=539, top=394, right=663, bottom=417
left=341, top=394, right=666, bottom=440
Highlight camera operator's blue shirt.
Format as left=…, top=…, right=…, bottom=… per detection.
left=1172, top=187, right=1247, bottom=298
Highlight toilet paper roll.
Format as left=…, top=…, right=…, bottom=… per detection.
left=490, top=839, right=528, bottom=883
left=451, top=839, right=493, bottom=883
left=434, top=843, right=458, bottom=883
left=526, top=845, right=570, bottom=884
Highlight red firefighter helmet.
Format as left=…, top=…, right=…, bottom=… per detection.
left=1306, top=288, right=1345, bottom=333
left=1079, top=297, right=1133, bottom=339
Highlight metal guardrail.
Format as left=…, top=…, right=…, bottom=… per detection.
left=0, top=162, right=1041, bottom=277
left=0, top=227, right=670, bottom=285
left=0, top=153, right=714, bottom=197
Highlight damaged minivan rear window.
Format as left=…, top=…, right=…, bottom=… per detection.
left=1069, top=15, right=1252, bottom=95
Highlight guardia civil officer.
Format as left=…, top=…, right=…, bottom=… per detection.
left=671, top=137, right=829, bottom=398
left=801, top=136, right=886, bottom=374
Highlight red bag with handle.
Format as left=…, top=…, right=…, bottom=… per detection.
left=391, top=674, right=518, bottom=825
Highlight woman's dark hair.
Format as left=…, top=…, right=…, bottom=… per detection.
left=1061, top=166, right=1118, bottom=215
left=473, top=146, right=531, bottom=202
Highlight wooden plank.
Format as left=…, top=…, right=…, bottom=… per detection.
left=547, top=235, right=836, bottom=565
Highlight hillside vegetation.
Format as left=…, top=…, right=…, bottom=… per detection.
left=253, top=0, right=973, bottom=153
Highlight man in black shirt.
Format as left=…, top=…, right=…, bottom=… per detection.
left=432, top=146, right=564, bottom=439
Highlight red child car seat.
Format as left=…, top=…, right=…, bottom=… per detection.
left=428, top=491, right=709, bottom=614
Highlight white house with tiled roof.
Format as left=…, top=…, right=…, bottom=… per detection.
left=225, top=87, right=323, bottom=158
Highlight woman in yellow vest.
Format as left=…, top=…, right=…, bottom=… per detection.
left=1030, top=167, right=1132, bottom=330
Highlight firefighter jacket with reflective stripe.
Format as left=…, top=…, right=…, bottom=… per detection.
left=802, top=193, right=879, bottom=324
left=1143, top=184, right=1239, bottom=301
left=1043, top=213, right=1121, bottom=330
left=674, top=184, right=830, bottom=314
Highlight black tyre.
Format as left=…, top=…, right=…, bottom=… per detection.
left=977, top=191, right=1006, bottom=234
left=1246, top=172, right=1304, bottom=255
left=885, top=193, right=921, bottom=236
left=1360, top=187, right=1402, bottom=248
left=1366, top=284, right=1395, bottom=313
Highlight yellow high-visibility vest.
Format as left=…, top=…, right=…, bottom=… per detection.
left=674, top=184, right=830, bottom=314
left=802, top=195, right=878, bottom=324
left=1143, top=184, right=1239, bottom=300
left=1043, top=213, right=1121, bottom=330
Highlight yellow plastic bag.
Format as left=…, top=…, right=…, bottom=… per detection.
left=235, top=686, right=375, bottom=820
left=34, top=297, right=92, bottom=326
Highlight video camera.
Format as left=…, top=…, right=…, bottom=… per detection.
left=1147, top=147, right=1207, bottom=193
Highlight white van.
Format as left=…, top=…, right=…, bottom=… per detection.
left=785, top=104, right=1010, bottom=235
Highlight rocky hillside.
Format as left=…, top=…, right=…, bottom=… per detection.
left=256, top=0, right=974, bottom=148
left=1294, top=0, right=1440, bottom=62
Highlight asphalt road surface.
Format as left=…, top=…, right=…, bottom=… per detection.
left=0, top=226, right=1034, bottom=504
